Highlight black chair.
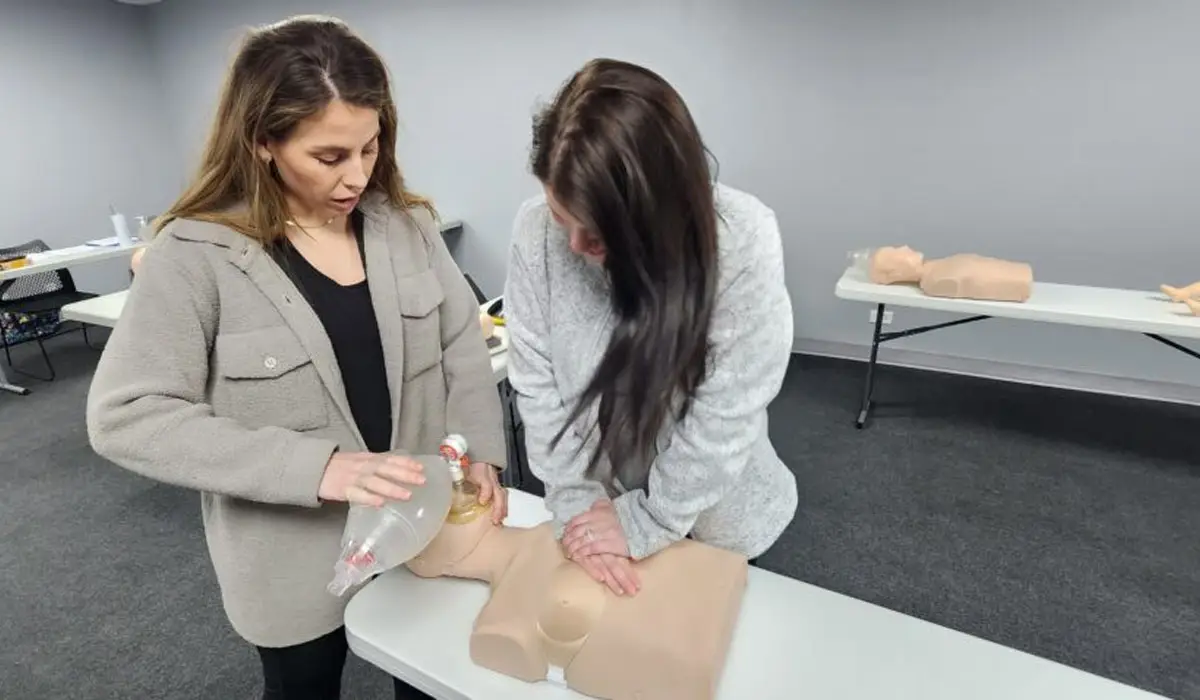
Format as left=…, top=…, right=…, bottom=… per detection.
left=463, top=273, right=489, bottom=305
left=0, top=239, right=101, bottom=381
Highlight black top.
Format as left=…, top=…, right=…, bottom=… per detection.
left=276, top=215, right=393, bottom=453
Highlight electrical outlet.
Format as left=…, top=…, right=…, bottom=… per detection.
left=868, top=309, right=894, bottom=325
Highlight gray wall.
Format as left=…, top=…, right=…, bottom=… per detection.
left=138, top=0, right=1200, bottom=393
left=0, top=0, right=182, bottom=294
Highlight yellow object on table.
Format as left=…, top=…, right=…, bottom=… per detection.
left=0, top=256, right=29, bottom=271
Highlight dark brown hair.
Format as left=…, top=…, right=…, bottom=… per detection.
left=156, top=15, right=431, bottom=242
left=533, top=58, right=720, bottom=493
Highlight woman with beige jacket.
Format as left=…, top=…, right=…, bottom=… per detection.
left=86, top=16, right=504, bottom=700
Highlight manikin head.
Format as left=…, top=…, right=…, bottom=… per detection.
left=407, top=507, right=497, bottom=578
left=869, top=245, right=925, bottom=284
left=154, top=15, right=431, bottom=242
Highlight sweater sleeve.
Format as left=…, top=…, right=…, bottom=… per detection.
left=86, top=238, right=339, bottom=506
left=504, top=199, right=607, bottom=533
left=612, top=209, right=794, bottom=560
left=427, top=213, right=507, bottom=469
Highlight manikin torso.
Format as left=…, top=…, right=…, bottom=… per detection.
left=868, top=245, right=1034, bottom=302
left=406, top=501, right=747, bottom=700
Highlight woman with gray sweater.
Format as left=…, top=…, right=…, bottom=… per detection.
left=87, top=17, right=503, bottom=700
left=504, top=58, right=798, bottom=598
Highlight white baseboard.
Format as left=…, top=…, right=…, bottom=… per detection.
left=792, top=337, right=1200, bottom=407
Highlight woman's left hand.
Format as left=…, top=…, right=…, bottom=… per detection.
left=466, top=462, right=507, bottom=524
left=563, top=498, right=631, bottom=559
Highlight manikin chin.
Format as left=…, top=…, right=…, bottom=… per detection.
left=405, top=495, right=748, bottom=700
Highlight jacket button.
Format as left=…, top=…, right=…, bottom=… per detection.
left=264, top=356, right=278, bottom=370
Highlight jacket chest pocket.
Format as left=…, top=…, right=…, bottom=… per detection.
left=210, top=326, right=330, bottom=432
left=397, top=269, right=445, bottom=380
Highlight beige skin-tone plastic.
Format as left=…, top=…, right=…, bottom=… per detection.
left=406, top=502, right=748, bottom=700
left=130, top=248, right=146, bottom=275
left=1186, top=298, right=1200, bottom=316
left=869, top=245, right=1034, bottom=302
left=1161, top=282, right=1200, bottom=303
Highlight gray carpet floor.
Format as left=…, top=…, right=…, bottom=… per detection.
left=1, top=335, right=1197, bottom=700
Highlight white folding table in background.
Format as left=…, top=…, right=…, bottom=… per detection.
left=59, top=290, right=129, bottom=328
left=834, top=266, right=1200, bottom=428
left=344, top=489, right=1168, bottom=700
left=0, top=243, right=147, bottom=283
left=0, top=242, right=146, bottom=396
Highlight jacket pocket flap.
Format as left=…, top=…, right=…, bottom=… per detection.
left=215, top=327, right=313, bottom=380
left=397, top=269, right=445, bottom=318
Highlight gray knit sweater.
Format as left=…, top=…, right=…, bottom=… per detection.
left=504, top=183, right=798, bottom=560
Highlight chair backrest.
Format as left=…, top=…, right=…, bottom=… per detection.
left=0, top=239, right=77, bottom=303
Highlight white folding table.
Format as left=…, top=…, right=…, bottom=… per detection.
left=0, top=243, right=146, bottom=283
left=834, top=266, right=1200, bottom=427
left=0, top=242, right=146, bottom=396
left=59, top=289, right=129, bottom=328
left=344, top=489, right=1167, bottom=700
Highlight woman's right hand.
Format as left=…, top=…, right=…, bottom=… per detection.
left=317, top=452, right=426, bottom=507
left=573, top=551, right=641, bottom=597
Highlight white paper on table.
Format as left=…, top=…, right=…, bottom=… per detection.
left=27, top=245, right=95, bottom=263
left=86, top=235, right=141, bottom=247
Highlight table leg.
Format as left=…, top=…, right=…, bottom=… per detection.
left=856, top=303, right=887, bottom=429
left=1145, top=333, right=1200, bottom=361
left=0, top=359, right=30, bottom=396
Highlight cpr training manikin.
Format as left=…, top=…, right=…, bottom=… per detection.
left=405, top=464, right=747, bottom=700
left=336, top=435, right=748, bottom=700
left=861, top=245, right=1034, bottom=302
left=863, top=246, right=1200, bottom=317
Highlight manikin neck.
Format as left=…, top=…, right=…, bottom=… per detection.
left=445, top=524, right=523, bottom=584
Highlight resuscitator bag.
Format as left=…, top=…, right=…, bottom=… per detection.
left=326, top=453, right=454, bottom=596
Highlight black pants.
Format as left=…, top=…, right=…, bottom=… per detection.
left=256, top=627, right=431, bottom=700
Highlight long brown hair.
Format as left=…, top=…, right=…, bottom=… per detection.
left=155, top=15, right=431, bottom=242
left=533, top=58, right=720, bottom=493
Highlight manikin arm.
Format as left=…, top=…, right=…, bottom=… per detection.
left=505, top=200, right=608, bottom=534
left=612, top=209, right=794, bottom=560
left=1161, top=282, right=1200, bottom=302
